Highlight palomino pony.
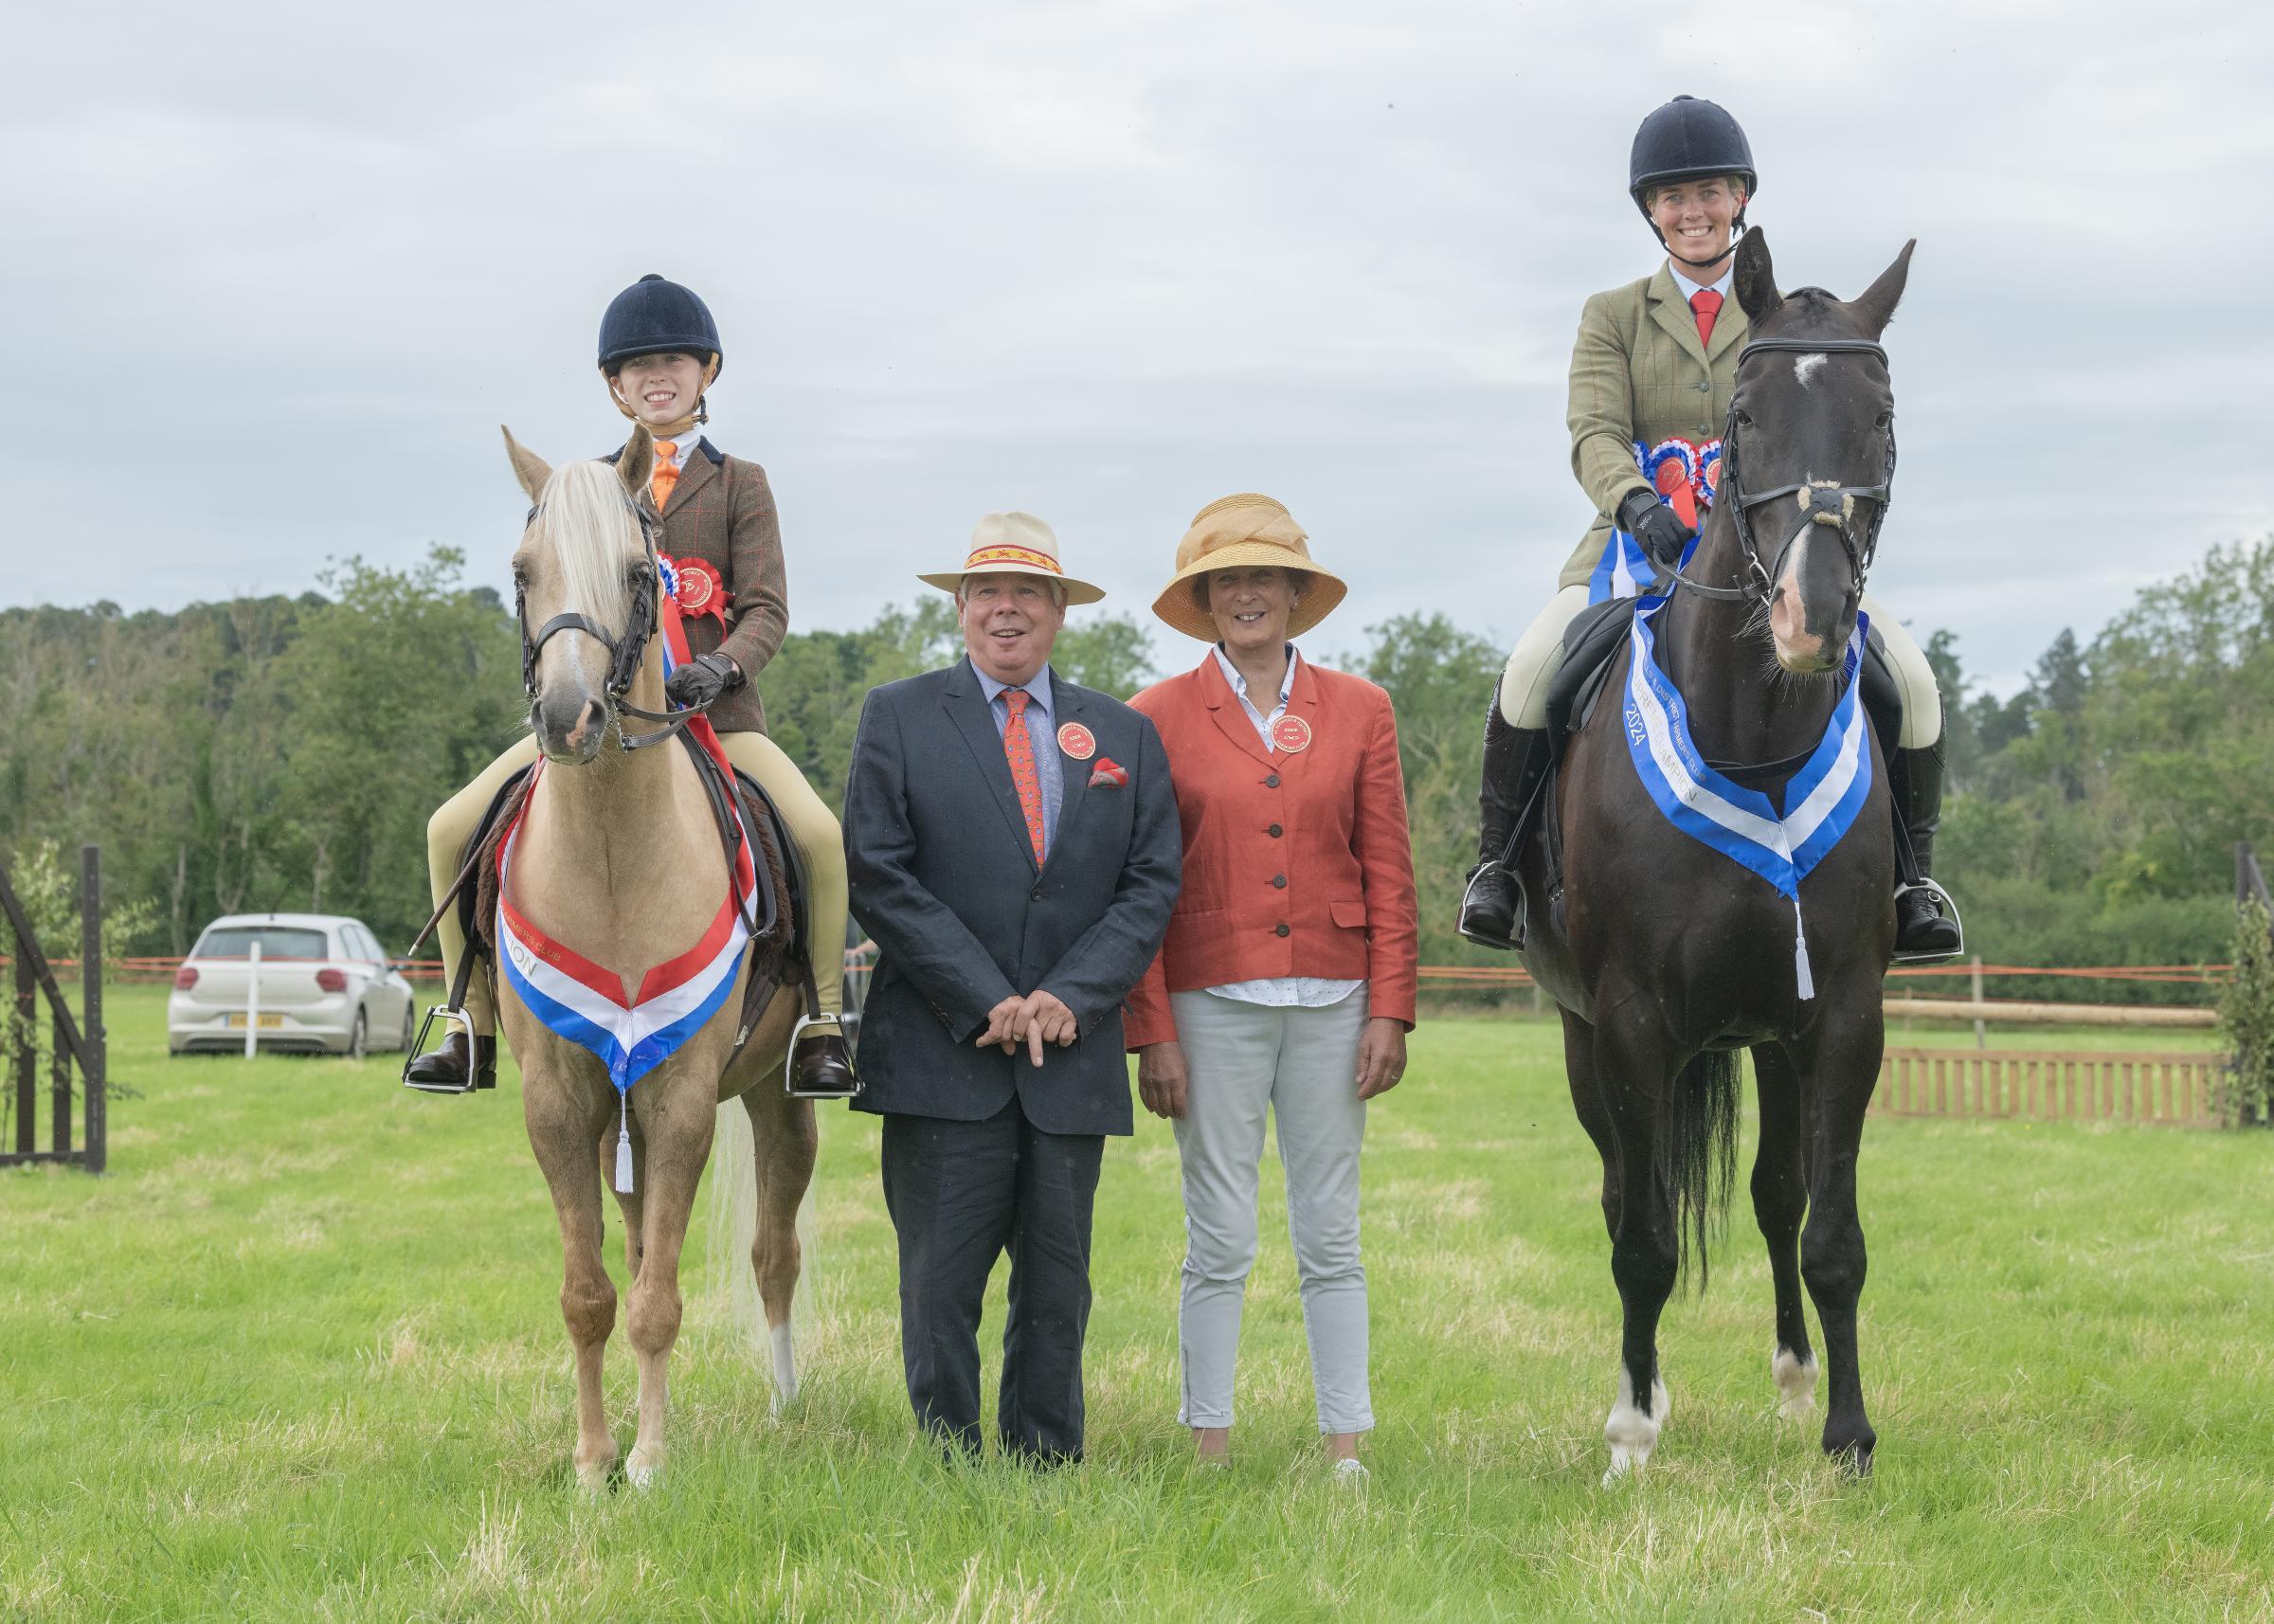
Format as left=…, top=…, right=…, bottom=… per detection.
left=499, top=426, right=813, bottom=1489
left=1520, top=230, right=1913, bottom=1478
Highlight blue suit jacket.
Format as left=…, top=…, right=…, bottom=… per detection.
left=843, top=658, right=1181, bottom=1136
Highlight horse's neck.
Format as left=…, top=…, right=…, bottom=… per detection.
left=1659, top=515, right=1838, bottom=767
left=514, top=654, right=727, bottom=982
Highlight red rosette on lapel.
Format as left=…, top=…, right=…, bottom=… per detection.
left=1087, top=757, right=1128, bottom=789
left=671, top=556, right=732, bottom=629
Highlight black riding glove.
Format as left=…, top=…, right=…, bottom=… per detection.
left=1617, top=488, right=1696, bottom=568
left=664, top=652, right=741, bottom=710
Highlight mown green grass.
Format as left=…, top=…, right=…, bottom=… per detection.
left=4, top=987, right=2270, bottom=1622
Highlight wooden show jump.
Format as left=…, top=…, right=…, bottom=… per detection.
left=1874, top=1048, right=2225, bottom=1128
left=0, top=845, right=106, bottom=1172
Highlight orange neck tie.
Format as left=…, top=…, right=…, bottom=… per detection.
left=650, top=440, right=680, bottom=512
left=1689, top=288, right=1723, bottom=348
left=1002, top=688, right=1047, bottom=864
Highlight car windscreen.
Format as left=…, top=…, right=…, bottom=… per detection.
left=192, top=927, right=331, bottom=961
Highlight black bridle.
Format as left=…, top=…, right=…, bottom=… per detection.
left=515, top=496, right=704, bottom=752
left=1673, top=336, right=1896, bottom=607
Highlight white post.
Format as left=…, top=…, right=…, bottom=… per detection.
left=245, top=941, right=262, bottom=1061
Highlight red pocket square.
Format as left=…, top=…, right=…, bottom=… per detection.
left=1088, top=758, right=1128, bottom=788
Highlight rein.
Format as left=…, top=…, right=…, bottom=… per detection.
left=516, top=495, right=708, bottom=752
left=1667, top=336, right=1895, bottom=607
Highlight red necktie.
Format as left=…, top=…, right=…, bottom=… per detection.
left=1002, top=688, right=1046, bottom=864
left=1689, top=289, right=1723, bottom=348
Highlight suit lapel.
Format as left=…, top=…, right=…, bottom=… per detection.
left=1200, top=653, right=1275, bottom=767
left=941, top=660, right=1040, bottom=875
left=1706, top=290, right=1749, bottom=365
left=1647, top=263, right=1710, bottom=371
left=1272, top=654, right=1323, bottom=776
left=662, top=443, right=719, bottom=515
left=1040, top=674, right=1089, bottom=876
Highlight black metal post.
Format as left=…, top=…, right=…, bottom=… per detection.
left=81, top=845, right=104, bottom=1174
left=12, top=947, right=31, bottom=1157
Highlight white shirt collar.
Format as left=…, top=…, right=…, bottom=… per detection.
left=1669, top=262, right=1733, bottom=304
left=1209, top=641, right=1300, bottom=705
left=973, top=659, right=1055, bottom=715
left=651, top=430, right=705, bottom=470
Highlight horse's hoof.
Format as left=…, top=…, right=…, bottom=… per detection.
left=769, top=1322, right=799, bottom=1414
left=1823, top=1433, right=1876, bottom=1477
left=1772, top=1348, right=1819, bottom=1419
left=625, top=1450, right=662, bottom=1490
left=574, top=1461, right=613, bottom=1495
left=1602, top=1370, right=1665, bottom=1483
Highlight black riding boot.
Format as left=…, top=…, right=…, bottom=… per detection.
left=404, top=1029, right=496, bottom=1092
left=1457, top=694, right=1552, bottom=951
left=1892, top=738, right=1963, bottom=960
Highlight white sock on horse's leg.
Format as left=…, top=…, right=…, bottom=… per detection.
left=1773, top=1346, right=1819, bottom=1418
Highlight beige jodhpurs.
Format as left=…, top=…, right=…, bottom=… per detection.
left=424, top=730, right=849, bottom=1035
left=1497, top=585, right=1942, bottom=749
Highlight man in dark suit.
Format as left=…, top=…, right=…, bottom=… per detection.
left=843, top=512, right=1181, bottom=1464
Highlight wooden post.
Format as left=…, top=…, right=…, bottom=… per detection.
left=81, top=845, right=103, bottom=1174
left=1971, top=954, right=1986, bottom=1050
left=12, top=946, right=31, bottom=1156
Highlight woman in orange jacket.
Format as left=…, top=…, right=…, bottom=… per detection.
left=1124, top=494, right=1419, bottom=1478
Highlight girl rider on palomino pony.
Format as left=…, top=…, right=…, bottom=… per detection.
left=405, top=275, right=861, bottom=1097
left=1458, top=97, right=1962, bottom=962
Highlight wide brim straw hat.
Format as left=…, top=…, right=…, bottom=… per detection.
left=918, top=511, right=1106, bottom=604
left=1150, top=493, right=1349, bottom=642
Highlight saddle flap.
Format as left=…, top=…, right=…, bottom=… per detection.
left=1546, top=596, right=1642, bottom=751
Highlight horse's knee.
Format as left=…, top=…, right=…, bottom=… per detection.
left=562, top=1278, right=616, bottom=1345
left=1801, top=1232, right=1867, bottom=1306
left=625, top=1281, right=682, bottom=1357
left=1612, top=1233, right=1678, bottom=1301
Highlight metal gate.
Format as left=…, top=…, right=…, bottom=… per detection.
left=0, top=844, right=107, bottom=1172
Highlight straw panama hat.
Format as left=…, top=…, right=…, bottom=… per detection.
left=918, top=512, right=1106, bottom=604
left=1150, top=493, right=1349, bottom=642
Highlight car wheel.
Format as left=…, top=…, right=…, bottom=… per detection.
left=399, top=1003, right=416, bottom=1053
left=349, top=1009, right=369, bottom=1062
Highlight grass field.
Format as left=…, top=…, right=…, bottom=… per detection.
left=4, top=986, right=2271, bottom=1622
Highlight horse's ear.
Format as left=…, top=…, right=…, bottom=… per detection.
left=1850, top=239, right=1916, bottom=338
left=618, top=424, right=654, bottom=501
left=1734, top=229, right=1780, bottom=326
left=501, top=426, right=550, bottom=502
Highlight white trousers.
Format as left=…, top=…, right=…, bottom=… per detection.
left=1170, top=987, right=1373, bottom=1435
left=1499, top=584, right=1943, bottom=748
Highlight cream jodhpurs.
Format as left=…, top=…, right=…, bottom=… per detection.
left=1169, top=987, right=1374, bottom=1435
left=424, top=730, right=848, bottom=1033
left=1498, top=585, right=1942, bottom=749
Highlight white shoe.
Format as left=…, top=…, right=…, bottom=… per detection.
left=1332, top=1457, right=1368, bottom=1485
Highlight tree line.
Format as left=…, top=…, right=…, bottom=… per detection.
left=4, top=540, right=2267, bottom=1002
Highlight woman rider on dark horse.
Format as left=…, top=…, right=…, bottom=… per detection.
left=406, top=275, right=859, bottom=1097
left=1458, top=96, right=1962, bottom=962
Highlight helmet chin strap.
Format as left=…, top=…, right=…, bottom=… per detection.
left=1654, top=218, right=1745, bottom=275
left=608, top=355, right=720, bottom=438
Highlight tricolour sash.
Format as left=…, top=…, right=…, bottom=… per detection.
left=1619, top=603, right=1873, bottom=1000
left=496, top=559, right=756, bottom=1189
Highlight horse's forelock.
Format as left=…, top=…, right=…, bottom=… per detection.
left=534, top=460, right=641, bottom=640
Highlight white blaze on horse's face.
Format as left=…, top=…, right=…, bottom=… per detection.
left=1793, top=352, right=1829, bottom=388
left=1767, top=478, right=1855, bottom=673
left=515, top=461, right=648, bottom=764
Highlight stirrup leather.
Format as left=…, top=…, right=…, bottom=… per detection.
left=1891, top=878, right=1964, bottom=966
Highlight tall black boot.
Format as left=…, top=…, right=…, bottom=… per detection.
left=1458, top=692, right=1552, bottom=951
left=1891, top=737, right=1963, bottom=961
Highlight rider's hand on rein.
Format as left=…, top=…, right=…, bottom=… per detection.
left=664, top=652, right=741, bottom=709
left=1618, top=487, right=1696, bottom=569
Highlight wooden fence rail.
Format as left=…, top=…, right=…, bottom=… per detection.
left=1874, top=1048, right=2227, bottom=1128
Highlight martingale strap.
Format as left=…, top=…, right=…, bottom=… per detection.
left=1620, top=603, right=1875, bottom=1001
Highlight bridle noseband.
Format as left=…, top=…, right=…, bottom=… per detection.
left=1673, top=336, right=1896, bottom=607
left=516, top=495, right=704, bottom=752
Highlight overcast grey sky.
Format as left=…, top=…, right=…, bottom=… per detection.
left=5, top=0, right=2266, bottom=693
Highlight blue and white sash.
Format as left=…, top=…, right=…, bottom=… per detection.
left=1619, top=604, right=1873, bottom=1000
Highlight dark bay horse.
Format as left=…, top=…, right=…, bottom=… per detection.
left=1521, top=229, right=1914, bottom=1478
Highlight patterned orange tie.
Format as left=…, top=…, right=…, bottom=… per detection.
left=1002, top=688, right=1046, bottom=864
left=1689, top=289, right=1723, bottom=348
left=650, top=440, right=680, bottom=512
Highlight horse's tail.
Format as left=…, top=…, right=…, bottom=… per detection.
left=703, top=1099, right=818, bottom=1353
left=1665, top=1049, right=1742, bottom=1291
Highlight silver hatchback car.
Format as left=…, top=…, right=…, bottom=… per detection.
left=168, top=913, right=419, bottom=1058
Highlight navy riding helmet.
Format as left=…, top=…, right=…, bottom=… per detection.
left=1628, top=95, right=1757, bottom=220
left=597, top=274, right=723, bottom=377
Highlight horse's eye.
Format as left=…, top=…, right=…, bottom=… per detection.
left=1875, top=411, right=1894, bottom=428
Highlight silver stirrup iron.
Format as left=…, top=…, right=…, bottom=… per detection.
left=402, top=1004, right=478, bottom=1095
left=783, top=1012, right=862, bottom=1099
left=1892, top=878, right=1964, bottom=966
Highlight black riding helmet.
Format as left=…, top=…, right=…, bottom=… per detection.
left=597, top=274, right=723, bottom=378
left=1629, top=96, right=1756, bottom=267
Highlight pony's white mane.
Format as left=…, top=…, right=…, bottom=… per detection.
left=538, top=460, right=642, bottom=640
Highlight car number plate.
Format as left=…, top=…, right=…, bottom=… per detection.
left=227, top=1014, right=284, bottom=1029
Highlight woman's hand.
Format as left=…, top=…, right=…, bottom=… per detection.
left=1354, top=1018, right=1407, bottom=1101
left=1137, top=1040, right=1190, bottom=1120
